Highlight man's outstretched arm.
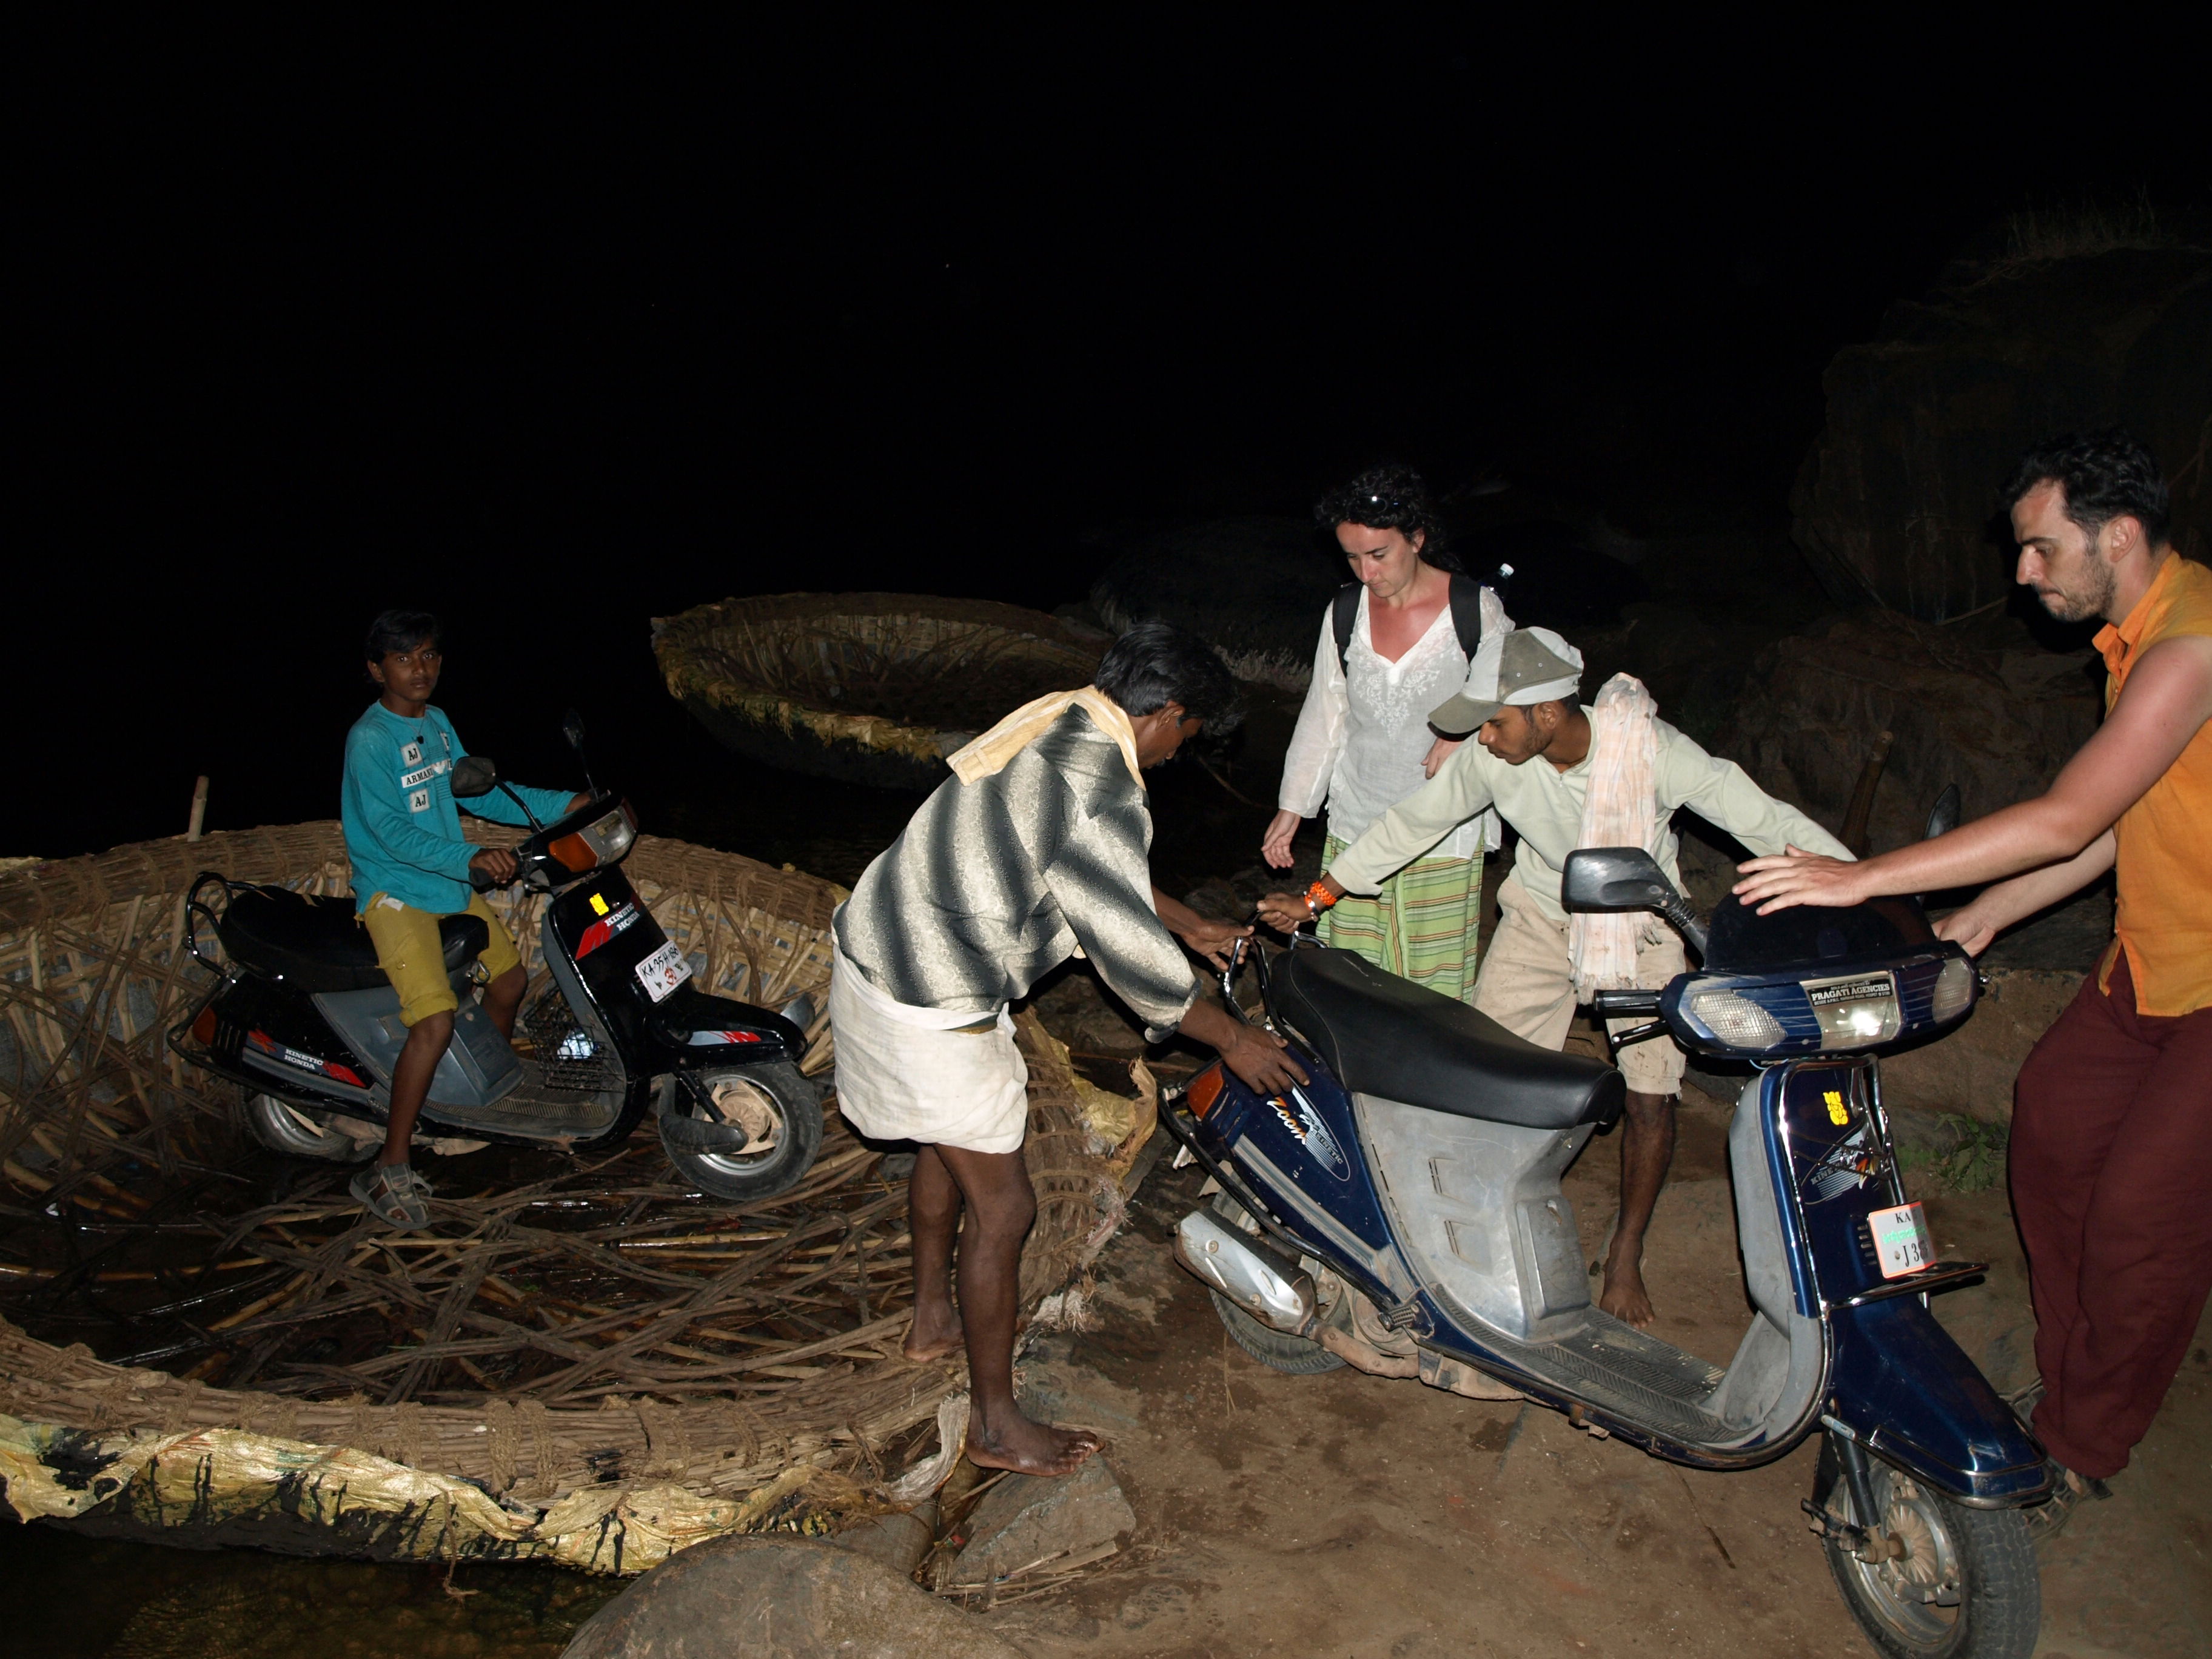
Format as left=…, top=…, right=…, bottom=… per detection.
left=1733, top=635, right=2212, bottom=914
left=1934, top=831, right=2116, bottom=956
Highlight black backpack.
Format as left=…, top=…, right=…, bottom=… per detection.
left=1331, top=571, right=1486, bottom=672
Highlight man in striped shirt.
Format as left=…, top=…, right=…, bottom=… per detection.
left=833, top=623, right=1305, bottom=1476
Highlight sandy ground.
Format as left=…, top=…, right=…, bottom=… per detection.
left=973, top=1084, right=2212, bottom=1659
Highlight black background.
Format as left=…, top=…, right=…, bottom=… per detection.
left=21, top=23, right=2201, bottom=859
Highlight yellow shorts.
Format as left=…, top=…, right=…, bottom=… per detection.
left=360, top=892, right=521, bottom=1027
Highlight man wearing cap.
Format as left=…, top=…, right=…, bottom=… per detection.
left=1261, top=626, right=1851, bottom=1326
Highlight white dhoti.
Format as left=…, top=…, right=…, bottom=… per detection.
left=828, top=945, right=1030, bottom=1155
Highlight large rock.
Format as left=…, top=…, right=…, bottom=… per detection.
left=1087, top=516, right=1342, bottom=684
left=947, top=1457, right=1135, bottom=1589
left=561, top=1535, right=1024, bottom=1659
left=1720, top=609, right=2100, bottom=854
left=1792, top=244, right=2211, bottom=621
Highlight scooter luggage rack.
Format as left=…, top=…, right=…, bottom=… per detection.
left=521, top=984, right=624, bottom=1093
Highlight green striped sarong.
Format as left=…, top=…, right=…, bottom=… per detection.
left=1318, top=831, right=1485, bottom=1004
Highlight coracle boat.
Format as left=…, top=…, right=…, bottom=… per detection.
left=652, top=594, right=1108, bottom=791
left=0, top=822, right=1150, bottom=1572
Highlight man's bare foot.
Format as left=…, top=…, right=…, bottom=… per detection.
left=966, top=1411, right=1104, bottom=1476
left=903, top=1299, right=964, bottom=1362
left=1598, top=1256, right=1656, bottom=1328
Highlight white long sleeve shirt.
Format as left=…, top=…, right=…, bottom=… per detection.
left=1276, top=586, right=1512, bottom=857
left=1331, top=712, right=1854, bottom=924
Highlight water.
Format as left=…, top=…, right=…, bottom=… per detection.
left=0, top=1521, right=623, bottom=1658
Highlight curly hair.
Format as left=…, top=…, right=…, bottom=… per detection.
left=1313, top=464, right=1459, bottom=569
left=2002, top=429, right=2171, bottom=548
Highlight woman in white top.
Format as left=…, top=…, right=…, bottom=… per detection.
left=1262, top=466, right=1510, bottom=1002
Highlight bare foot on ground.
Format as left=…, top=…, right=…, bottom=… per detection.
left=903, top=1298, right=964, bottom=1362
left=967, top=1412, right=1104, bottom=1476
left=1599, top=1258, right=1656, bottom=1328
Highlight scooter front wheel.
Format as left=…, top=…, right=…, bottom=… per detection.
left=659, top=1063, right=823, bottom=1202
left=1815, top=1437, right=2039, bottom=1659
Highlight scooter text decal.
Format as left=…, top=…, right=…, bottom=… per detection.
left=575, top=902, right=640, bottom=960
left=1268, top=1088, right=1351, bottom=1182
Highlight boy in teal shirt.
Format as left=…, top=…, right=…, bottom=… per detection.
left=341, top=609, right=580, bottom=1228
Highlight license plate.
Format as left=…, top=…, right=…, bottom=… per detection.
left=1869, top=1201, right=1933, bottom=1278
left=634, top=941, right=691, bottom=1003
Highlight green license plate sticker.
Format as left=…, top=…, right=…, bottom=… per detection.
left=1870, top=1201, right=1932, bottom=1279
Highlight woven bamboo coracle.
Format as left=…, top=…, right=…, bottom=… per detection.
left=652, top=593, right=1108, bottom=791
left=0, top=823, right=1141, bottom=1570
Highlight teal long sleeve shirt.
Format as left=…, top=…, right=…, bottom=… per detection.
left=341, top=701, right=575, bottom=915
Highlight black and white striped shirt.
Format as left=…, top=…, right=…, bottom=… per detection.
left=834, top=705, right=1200, bottom=1041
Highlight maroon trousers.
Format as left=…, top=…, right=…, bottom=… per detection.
left=2011, top=953, right=2212, bottom=1480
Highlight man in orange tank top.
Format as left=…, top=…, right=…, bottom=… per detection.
left=1732, top=430, right=2212, bottom=1538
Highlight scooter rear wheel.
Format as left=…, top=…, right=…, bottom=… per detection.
left=1209, top=1290, right=1347, bottom=1375
left=240, top=1091, right=363, bottom=1162
left=1815, top=1437, right=2039, bottom=1659
left=659, top=1063, right=823, bottom=1202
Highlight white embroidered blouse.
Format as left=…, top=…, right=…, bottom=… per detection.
left=1276, top=585, right=1512, bottom=859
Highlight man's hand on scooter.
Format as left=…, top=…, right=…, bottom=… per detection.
left=469, top=846, right=519, bottom=888
left=1221, top=1023, right=1307, bottom=1095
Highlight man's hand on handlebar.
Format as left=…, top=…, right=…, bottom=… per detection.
left=469, top=847, right=519, bottom=888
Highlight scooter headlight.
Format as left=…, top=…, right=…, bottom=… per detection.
left=1804, top=971, right=1902, bottom=1050
left=1687, top=988, right=1786, bottom=1049
left=577, top=803, right=637, bottom=863
left=1929, top=956, right=1976, bottom=1024
left=550, top=803, right=637, bottom=874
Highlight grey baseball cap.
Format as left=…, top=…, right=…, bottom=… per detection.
left=1429, top=626, right=1585, bottom=732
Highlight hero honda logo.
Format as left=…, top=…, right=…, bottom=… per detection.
left=1267, top=1087, right=1350, bottom=1182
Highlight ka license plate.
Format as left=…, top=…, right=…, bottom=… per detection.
left=634, top=940, right=692, bottom=1003
left=1869, top=1201, right=1933, bottom=1279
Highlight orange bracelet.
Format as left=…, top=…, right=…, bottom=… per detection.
left=1304, top=880, right=1338, bottom=917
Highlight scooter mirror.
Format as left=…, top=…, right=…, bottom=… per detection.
left=1561, top=846, right=1677, bottom=913
left=450, top=755, right=500, bottom=799
left=561, top=709, right=588, bottom=754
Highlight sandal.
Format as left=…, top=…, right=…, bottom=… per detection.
left=350, top=1162, right=432, bottom=1231
left=2022, top=1458, right=2111, bottom=1543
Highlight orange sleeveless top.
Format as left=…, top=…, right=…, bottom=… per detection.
left=2095, top=554, right=2212, bottom=1017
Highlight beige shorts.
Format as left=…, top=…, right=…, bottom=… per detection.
left=1472, top=876, right=1687, bottom=1096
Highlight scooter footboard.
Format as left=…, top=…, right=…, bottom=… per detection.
left=1826, top=1295, right=2048, bottom=1504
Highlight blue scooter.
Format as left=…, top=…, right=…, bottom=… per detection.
left=1163, top=844, right=2047, bottom=1659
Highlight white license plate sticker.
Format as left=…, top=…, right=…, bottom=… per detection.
left=1870, top=1202, right=1933, bottom=1278
left=634, top=941, right=691, bottom=1003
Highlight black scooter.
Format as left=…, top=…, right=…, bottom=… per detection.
left=170, top=717, right=822, bottom=1201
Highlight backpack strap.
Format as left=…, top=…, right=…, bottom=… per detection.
left=1335, top=573, right=1487, bottom=672
left=1446, top=571, right=1485, bottom=662
left=1331, top=583, right=1361, bottom=672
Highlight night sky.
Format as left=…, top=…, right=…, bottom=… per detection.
left=22, top=26, right=2199, bottom=859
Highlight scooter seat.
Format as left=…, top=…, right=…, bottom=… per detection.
left=1273, top=945, right=1623, bottom=1131
left=218, top=885, right=490, bottom=994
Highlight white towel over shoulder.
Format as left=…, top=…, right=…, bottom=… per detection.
left=1567, top=674, right=1661, bottom=1004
